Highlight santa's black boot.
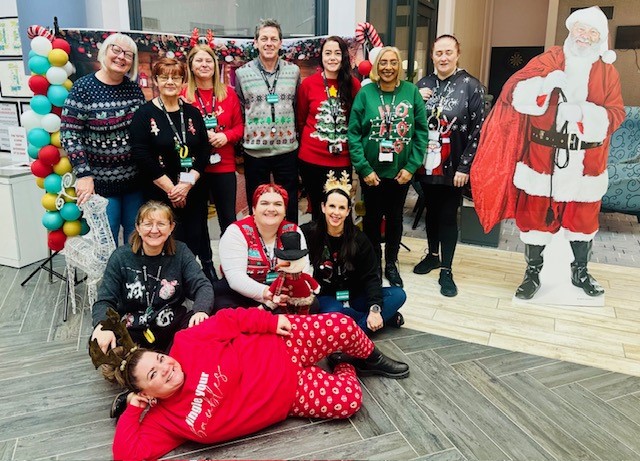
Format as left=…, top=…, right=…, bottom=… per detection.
left=570, top=240, right=604, bottom=296
left=515, top=244, right=545, bottom=300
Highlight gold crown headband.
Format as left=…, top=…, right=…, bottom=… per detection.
left=323, top=170, right=352, bottom=196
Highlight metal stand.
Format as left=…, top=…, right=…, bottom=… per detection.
left=20, top=250, right=66, bottom=286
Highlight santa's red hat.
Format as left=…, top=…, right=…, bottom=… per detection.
left=565, top=6, right=616, bottom=64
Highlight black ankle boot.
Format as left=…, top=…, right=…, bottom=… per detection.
left=357, top=347, right=409, bottom=379
left=570, top=241, right=603, bottom=296
left=202, top=260, right=218, bottom=284
left=515, top=244, right=545, bottom=300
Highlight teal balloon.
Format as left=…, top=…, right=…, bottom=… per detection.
left=43, top=173, right=62, bottom=194
left=42, top=211, right=64, bottom=230
left=28, top=143, right=40, bottom=160
left=47, top=85, right=69, bottom=107
left=80, top=217, right=90, bottom=235
left=28, top=55, right=51, bottom=75
left=27, top=128, right=50, bottom=148
left=30, top=95, right=52, bottom=115
left=29, top=49, right=37, bottom=58
left=60, top=202, right=81, bottom=221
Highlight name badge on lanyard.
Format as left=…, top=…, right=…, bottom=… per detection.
left=266, top=93, right=279, bottom=104
left=204, top=115, right=218, bottom=129
left=379, top=139, right=394, bottom=162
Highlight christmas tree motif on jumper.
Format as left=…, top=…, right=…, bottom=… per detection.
left=369, top=100, right=413, bottom=154
left=311, top=85, right=348, bottom=144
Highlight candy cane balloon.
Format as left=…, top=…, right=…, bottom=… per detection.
left=354, top=22, right=383, bottom=49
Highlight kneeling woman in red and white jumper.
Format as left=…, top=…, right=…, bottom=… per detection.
left=107, top=307, right=408, bottom=460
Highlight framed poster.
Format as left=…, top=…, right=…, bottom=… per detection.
left=0, top=60, right=33, bottom=98
left=0, top=101, right=20, bottom=151
left=0, top=17, right=22, bottom=57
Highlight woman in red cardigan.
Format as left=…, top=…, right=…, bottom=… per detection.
left=297, top=36, right=361, bottom=220
left=183, top=44, right=244, bottom=281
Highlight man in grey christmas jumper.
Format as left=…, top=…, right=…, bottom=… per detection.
left=235, top=18, right=301, bottom=222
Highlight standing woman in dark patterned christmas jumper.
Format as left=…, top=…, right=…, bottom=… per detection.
left=129, top=58, right=214, bottom=284
left=297, top=36, right=361, bottom=221
left=61, top=32, right=145, bottom=244
left=413, top=35, right=485, bottom=297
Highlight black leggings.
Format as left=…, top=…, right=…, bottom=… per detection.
left=299, top=160, right=351, bottom=222
left=420, top=181, right=462, bottom=269
left=362, top=178, right=410, bottom=263
left=204, top=171, right=237, bottom=237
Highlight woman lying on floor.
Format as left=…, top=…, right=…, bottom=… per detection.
left=92, top=307, right=409, bottom=460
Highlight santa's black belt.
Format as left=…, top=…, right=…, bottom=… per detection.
left=531, top=129, right=603, bottom=150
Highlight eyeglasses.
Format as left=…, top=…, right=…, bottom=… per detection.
left=139, top=221, right=171, bottom=230
left=110, top=44, right=135, bottom=61
left=157, top=75, right=184, bottom=83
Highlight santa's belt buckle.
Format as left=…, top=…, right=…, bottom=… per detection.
left=568, top=133, right=580, bottom=151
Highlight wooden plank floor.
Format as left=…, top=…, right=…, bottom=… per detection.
left=1, top=240, right=640, bottom=460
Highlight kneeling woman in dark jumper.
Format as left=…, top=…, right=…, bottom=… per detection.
left=301, top=173, right=407, bottom=334
left=93, top=308, right=409, bottom=460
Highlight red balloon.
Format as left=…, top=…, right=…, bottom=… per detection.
left=28, top=75, right=50, bottom=95
left=30, top=159, right=53, bottom=178
left=48, top=229, right=67, bottom=251
left=51, top=106, right=63, bottom=116
left=51, top=38, right=71, bottom=54
left=38, top=145, right=61, bottom=165
left=357, top=60, right=373, bottom=77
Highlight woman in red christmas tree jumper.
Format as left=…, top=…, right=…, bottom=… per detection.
left=297, top=36, right=361, bottom=220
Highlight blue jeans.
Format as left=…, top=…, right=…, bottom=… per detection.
left=317, top=287, right=406, bottom=333
left=105, top=191, right=144, bottom=245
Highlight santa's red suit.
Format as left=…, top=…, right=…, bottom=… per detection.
left=472, top=46, right=624, bottom=243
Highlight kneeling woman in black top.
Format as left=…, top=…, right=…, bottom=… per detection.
left=301, top=173, right=406, bottom=334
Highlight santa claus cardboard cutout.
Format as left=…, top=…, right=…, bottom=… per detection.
left=471, top=6, right=624, bottom=304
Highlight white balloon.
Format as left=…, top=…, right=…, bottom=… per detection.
left=41, top=113, right=61, bottom=133
left=361, top=78, right=373, bottom=87
left=31, top=36, right=53, bottom=57
left=46, top=66, right=68, bottom=85
left=63, top=61, right=75, bottom=77
left=368, top=46, right=383, bottom=65
left=21, top=109, right=44, bottom=130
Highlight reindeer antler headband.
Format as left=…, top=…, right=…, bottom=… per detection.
left=190, top=27, right=215, bottom=49
left=88, top=308, right=138, bottom=371
left=324, top=170, right=352, bottom=196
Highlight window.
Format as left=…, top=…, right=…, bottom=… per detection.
left=132, top=0, right=326, bottom=38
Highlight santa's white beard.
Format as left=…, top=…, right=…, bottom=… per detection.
left=563, top=36, right=600, bottom=61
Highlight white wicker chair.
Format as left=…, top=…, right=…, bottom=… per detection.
left=63, top=194, right=116, bottom=320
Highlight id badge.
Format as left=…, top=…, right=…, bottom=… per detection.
left=179, top=171, right=196, bottom=184
left=336, top=290, right=350, bottom=302
left=209, top=153, right=222, bottom=165
left=266, top=93, right=279, bottom=104
left=180, top=157, right=193, bottom=168
left=204, top=116, right=218, bottom=129
left=265, top=272, right=278, bottom=283
left=328, top=143, right=343, bottom=155
left=379, top=139, right=394, bottom=162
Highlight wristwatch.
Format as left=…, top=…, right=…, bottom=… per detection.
left=369, top=304, right=382, bottom=314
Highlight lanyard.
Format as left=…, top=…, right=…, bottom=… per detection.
left=378, top=86, right=397, bottom=140
left=158, top=97, right=188, bottom=156
left=195, top=89, right=216, bottom=118
left=142, top=261, right=163, bottom=321
left=259, top=236, right=278, bottom=271
left=259, top=61, right=281, bottom=130
left=434, top=78, right=453, bottom=117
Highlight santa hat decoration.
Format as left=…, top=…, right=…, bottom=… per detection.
left=565, top=6, right=616, bottom=64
